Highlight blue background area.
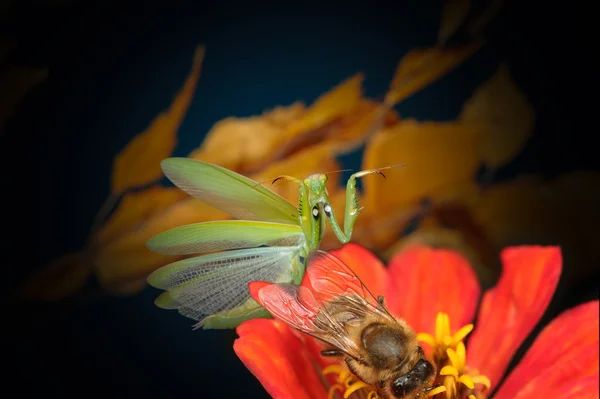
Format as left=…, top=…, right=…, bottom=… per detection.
left=3, top=1, right=597, bottom=398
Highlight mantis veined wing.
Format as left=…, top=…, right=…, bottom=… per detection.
left=147, top=220, right=304, bottom=255
left=161, top=158, right=298, bottom=225
left=147, top=246, right=299, bottom=323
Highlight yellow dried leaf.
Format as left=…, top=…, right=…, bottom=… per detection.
left=0, top=67, right=48, bottom=135
left=460, top=63, right=535, bottom=168
left=325, top=100, right=401, bottom=154
left=189, top=74, right=365, bottom=173
left=362, top=120, right=481, bottom=212
left=438, top=0, right=471, bottom=44
left=469, top=171, right=600, bottom=280
left=110, top=45, right=205, bottom=193
left=188, top=102, right=306, bottom=171
left=19, top=252, right=92, bottom=300
left=95, top=197, right=230, bottom=289
left=106, top=278, right=149, bottom=295
left=92, top=186, right=188, bottom=248
left=283, top=74, right=364, bottom=139
left=385, top=44, right=481, bottom=105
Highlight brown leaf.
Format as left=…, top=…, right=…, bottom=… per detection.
left=188, top=74, right=365, bottom=172
left=362, top=119, right=481, bottom=212
left=463, top=171, right=600, bottom=281
left=94, top=197, right=230, bottom=290
left=282, top=74, right=364, bottom=139
left=385, top=44, right=481, bottom=105
left=324, top=99, right=401, bottom=154
left=188, top=102, right=306, bottom=171
left=0, top=67, right=48, bottom=136
left=19, top=252, right=92, bottom=300
left=92, top=186, right=188, bottom=248
left=460, top=63, right=535, bottom=168
left=110, top=45, right=205, bottom=193
left=438, top=0, right=471, bottom=44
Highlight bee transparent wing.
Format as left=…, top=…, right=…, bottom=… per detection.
left=305, top=250, right=394, bottom=320
left=257, top=283, right=363, bottom=359
left=148, top=246, right=298, bottom=322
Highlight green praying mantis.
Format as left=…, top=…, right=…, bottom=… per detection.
left=146, top=158, right=402, bottom=329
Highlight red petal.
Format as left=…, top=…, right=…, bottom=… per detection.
left=494, top=301, right=599, bottom=399
left=234, top=319, right=327, bottom=399
left=467, top=246, right=562, bottom=390
left=329, top=243, right=387, bottom=298
left=248, top=281, right=271, bottom=303
left=385, top=245, right=480, bottom=335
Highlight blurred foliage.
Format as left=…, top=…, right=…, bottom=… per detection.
left=17, top=0, right=599, bottom=304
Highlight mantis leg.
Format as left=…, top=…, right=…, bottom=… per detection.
left=271, top=175, right=318, bottom=249
left=325, top=168, right=392, bottom=244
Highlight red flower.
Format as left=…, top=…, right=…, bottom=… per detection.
left=234, top=244, right=599, bottom=399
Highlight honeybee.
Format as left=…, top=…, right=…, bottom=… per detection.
left=253, top=250, right=442, bottom=399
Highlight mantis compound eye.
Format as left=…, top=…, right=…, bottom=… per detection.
left=312, top=206, right=320, bottom=219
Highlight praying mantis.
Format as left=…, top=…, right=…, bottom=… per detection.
left=146, top=158, right=402, bottom=329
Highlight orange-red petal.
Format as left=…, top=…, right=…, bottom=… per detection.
left=385, top=245, right=480, bottom=335
left=494, top=300, right=599, bottom=399
left=466, top=246, right=562, bottom=390
left=234, top=319, right=327, bottom=399
left=329, top=243, right=388, bottom=297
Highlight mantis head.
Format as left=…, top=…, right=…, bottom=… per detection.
left=304, top=174, right=328, bottom=196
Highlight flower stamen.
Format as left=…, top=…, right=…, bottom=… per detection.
left=417, top=312, right=475, bottom=368
left=323, top=364, right=379, bottom=399
left=417, top=313, right=490, bottom=399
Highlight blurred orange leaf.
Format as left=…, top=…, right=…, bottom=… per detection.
left=189, top=74, right=366, bottom=172
left=188, top=102, right=306, bottom=170
left=110, top=45, right=205, bottom=193
left=282, top=74, right=364, bottom=139
left=438, top=0, right=471, bottom=44
left=362, top=120, right=481, bottom=211
left=92, top=186, right=188, bottom=248
left=385, top=43, right=481, bottom=105
left=94, top=197, right=229, bottom=290
left=460, top=63, right=535, bottom=168
left=427, top=171, right=600, bottom=284
left=19, top=252, right=92, bottom=300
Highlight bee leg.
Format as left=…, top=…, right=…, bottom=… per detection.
left=321, top=350, right=344, bottom=357
left=416, top=346, right=425, bottom=356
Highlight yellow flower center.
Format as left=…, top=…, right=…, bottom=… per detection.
left=323, top=364, right=379, bottom=399
left=417, top=312, right=491, bottom=399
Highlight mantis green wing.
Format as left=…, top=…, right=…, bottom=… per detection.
left=147, top=246, right=301, bottom=329
left=147, top=220, right=304, bottom=255
left=161, top=158, right=298, bottom=225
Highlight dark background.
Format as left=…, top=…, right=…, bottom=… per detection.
left=2, top=1, right=596, bottom=398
